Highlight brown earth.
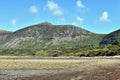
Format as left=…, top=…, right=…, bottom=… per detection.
left=1, top=57, right=120, bottom=80
left=21, top=64, right=120, bottom=80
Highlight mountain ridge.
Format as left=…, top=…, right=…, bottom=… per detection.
left=100, top=29, right=120, bottom=46
left=0, top=22, right=119, bottom=56
left=0, top=22, right=119, bottom=50
left=0, top=22, right=104, bottom=49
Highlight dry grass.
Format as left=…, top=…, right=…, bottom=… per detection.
left=0, top=57, right=120, bottom=70
left=1, top=57, right=120, bottom=80
left=0, top=59, right=91, bottom=69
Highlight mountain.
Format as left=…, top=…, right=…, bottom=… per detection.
left=0, top=30, right=12, bottom=44
left=0, top=30, right=12, bottom=36
left=0, top=22, right=105, bottom=49
left=100, top=29, right=120, bottom=46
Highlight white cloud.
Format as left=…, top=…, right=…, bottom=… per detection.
left=47, top=0, right=58, bottom=10
left=46, top=0, right=63, bottom=16
left=71, top=16, right=84, bottom=26
left=77, top=17, right=84, bottom=23
left=77, top=0, right=85, bottom=8
left=53, top=9, right=62, bottom=15
left=99, top=11, right=109, bottom=22
left=29, top=6, right=38, bottom=13
left=11, top=19, right=16, bottom=27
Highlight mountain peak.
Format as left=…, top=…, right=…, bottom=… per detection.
left=40, top=22, right=53, bottom=26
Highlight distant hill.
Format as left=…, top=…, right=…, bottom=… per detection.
left=0, top=22, right=105, bottom=49
left=99, top=29, right=120, bottom=46
left=0, top=30, right=11, bottom=34
left=0, top=30, right=12, bottom=40
left=0, top=30, right=12, bottom=45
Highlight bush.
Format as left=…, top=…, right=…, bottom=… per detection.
left=52, top=53, right=59, bottom=57
left=106, top=51, right=117, bottom=56
left=79, top=53, right=86, bottom=57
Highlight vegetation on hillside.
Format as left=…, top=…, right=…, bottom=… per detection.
left=0, top=40, right=119, bottom=57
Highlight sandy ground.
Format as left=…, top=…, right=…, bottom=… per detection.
left=0, top=56, right=120, bottom=80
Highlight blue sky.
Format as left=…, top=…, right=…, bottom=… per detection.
left=0, top=0, right=120, bottom=34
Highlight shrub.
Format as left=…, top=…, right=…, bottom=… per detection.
left=52, top=53, right=59, bottom=57
left=106, top=51, right=117, bottom=56
left=79, top=53, right=86, bottom=57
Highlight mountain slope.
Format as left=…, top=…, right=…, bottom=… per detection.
left=0, top=30, right=12, bottom=40
left=100, top=29, right=120, bottom=46
left=1, top=22, right=105, bottom=49
left=0, top=30, right=12, bottom=36
left=0, top=30, right=12, bottom=45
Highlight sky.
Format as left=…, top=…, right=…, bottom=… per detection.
left=0, top=0, right=120, bottom=34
